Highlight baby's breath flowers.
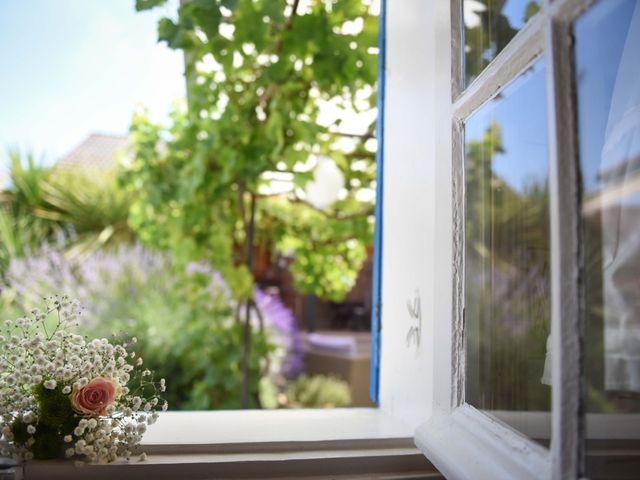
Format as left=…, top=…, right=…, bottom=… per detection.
left=0, top=296, right=167, bottom=463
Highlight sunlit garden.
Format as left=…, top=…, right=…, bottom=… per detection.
left=0, top=0, right=379, bottom=411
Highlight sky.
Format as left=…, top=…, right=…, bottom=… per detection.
left=0, top=0, right=184, bottom=178
left=465, top=60, right=549, bottom=194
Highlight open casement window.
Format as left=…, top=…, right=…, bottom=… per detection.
left=395, top=0, right=640, bottom=479
left=16, top=3, right=439, bottom=479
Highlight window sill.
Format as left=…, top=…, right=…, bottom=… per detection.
left=414, top=404, right=550, bottom=480
left=22, top=409, right=440, bottom=480
left=142, top=408, right=411, bottom=453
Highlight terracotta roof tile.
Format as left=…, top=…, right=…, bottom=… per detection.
left=57, top=133, right=129, bottom=172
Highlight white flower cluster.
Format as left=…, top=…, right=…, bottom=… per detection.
left=0, top=295, right=167, bottom=463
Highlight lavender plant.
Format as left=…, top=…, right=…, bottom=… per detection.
left=1, top=243, right=304, bottom=410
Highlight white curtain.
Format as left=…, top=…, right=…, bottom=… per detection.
left=601, top=2, right=640, bottom=392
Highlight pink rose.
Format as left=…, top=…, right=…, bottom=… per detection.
left=70, top=377, right=120, bottom=416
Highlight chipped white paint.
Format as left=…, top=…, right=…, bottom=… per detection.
left=405, top=290, right=422, bottom=349
left=544, top=13, right=584, bottom=480
left=405, top=0, right=611, bottom=479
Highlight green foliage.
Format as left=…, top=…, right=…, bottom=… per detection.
left=110, top=279, right=273, bottom=410
left=10, top=417, right=30, bottom=445
left=285, top=374, right=352, bottom=408
left=0, top=152, right=65, bottom=270
left=11, top=382, right=80, bottom=460
left=464, top=1, right=522, bottom=82
left=261, top=198, right=370, bottom=301
left=12, top=414, right=66, bottom=460
left=1, top=239, right=273, bottom=410
left=33, top=382, right=75, bottom=428
left=125, top=0, right=378, bottom=301
left=524, top=1, right=541, bottom=22
left=135, top=0, right=166, bottom=11
left=41, top=168, right=134, bottom=254
left=31, top=426, right=63, bottom=460
left=465, top=122, right=551, bottom=412
left=0, top=153, right=133, bottom=272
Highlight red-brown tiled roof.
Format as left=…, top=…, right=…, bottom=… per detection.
left=57, top=133, right=129, bottom=171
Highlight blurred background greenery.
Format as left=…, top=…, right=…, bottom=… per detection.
left=0, top=0, right=379, bottom=410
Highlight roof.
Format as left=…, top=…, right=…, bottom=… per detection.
left=56, top=133, right=129, bottom=172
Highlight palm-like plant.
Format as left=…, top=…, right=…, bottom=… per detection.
left=0, top=150, right=134, bottom=274
left=40, top=168, right=134, bottom=255
left=0, top=152, right=63, bottom=271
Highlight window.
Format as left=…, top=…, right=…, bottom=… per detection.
left=464, top=59, right=551, bottom=445
left=388, top=0, right=640, bottom=479
left=575, top=1, right=640, bottom=478
left=7, top=1, right=640, bottom=478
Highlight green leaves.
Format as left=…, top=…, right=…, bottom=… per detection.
left=285, top=374, right=352, bottom=408
left=158, top=17, right=201, bottom=49
left=135, top=0, right=167, bottom=12
left=124, top=0, right=379, bottom=301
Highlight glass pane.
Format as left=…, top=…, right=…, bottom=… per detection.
left=463, top=0, right=541, bottom=86
left=575, top=0, right=640, bottom=476
left=464, top=60, right=551, bottom=444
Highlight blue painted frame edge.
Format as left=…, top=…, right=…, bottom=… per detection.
left=369, top=0, right=386, bottom=404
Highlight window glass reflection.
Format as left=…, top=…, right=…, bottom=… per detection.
left=575, top=0, right=640, bottom=475
left=464, top=60, right=550, bottom=444
left=463, top=0, right=541, bottom=86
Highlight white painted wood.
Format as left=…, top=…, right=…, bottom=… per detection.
left=415, top=405, right=550, bottom=480
left=406, top=0, right=614, bottom=479
left=41, top=1, right=611, bottom=478
left=548, top=0, right=597, bottom=23
left=544, top=14, right=585, bottom=480
left=15, top=411, right=437, bottom=480
left=433, top=0, right=457, bottom=415
left=452, top=14, right=545, bottom=121
left=378, top=0, right=437, bottom=428
left=450, top=0, right=463, bottom=100
left=142, top=409, right=412, bottom=451
left=408, top=1, right=558, bottom=477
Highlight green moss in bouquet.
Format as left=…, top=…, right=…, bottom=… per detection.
left=33, top=383, right=75, bottom=428
left=0, top=295, right=167, bottom=463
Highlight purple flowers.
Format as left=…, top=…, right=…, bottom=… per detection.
left=2, top=242, right=304, bottom=385
left=254, top=288, right=304, bottom=380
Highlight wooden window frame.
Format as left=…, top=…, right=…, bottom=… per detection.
left=414, top=1, right=602, bottom=479
left=17, top=4, right=438, bottom=478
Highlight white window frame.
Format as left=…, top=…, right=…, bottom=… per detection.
left=20, top=1, right=638, bottom=479
left=19, top=2, right=442, bottom=478
left=410, top=0, right=607, bottom=479
left=23, top=409, right=437, bottom=479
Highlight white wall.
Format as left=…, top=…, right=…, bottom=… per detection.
left=379, top=0, right=453, bottom=427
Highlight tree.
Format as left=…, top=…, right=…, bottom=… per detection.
left=124, top=0, right=379, bottom=407
left=464, top=0, right=540, bottom=83
left=125, top=0, right=378, bottom=301
left=464, top=122, right=551, bottom=412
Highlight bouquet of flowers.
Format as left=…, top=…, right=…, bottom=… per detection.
left=0, top=296, right=166, bottom=463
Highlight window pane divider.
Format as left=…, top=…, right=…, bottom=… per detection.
left=450, top=0, right=463, bottom=100
left=452, top=14, right=545, bottom=120
left=548, top=0, right=598, bottom=23
left=417, top=1, right=616, bottom=478
left=451, top=117, right=465, bottom=410
left=415, top=404, right=550, bottom=480
left=544, top=13, right=585, bottom=480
